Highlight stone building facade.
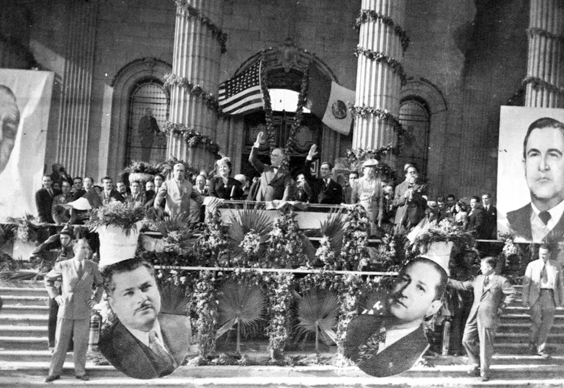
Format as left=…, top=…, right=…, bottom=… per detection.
left=1, top=0, right=539, bottom=199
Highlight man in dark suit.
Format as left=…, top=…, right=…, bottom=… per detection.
left=303, top=144, right=343, bottom=204
left=507, top=117, right=564, bottom=242
left=138, top=108, right=160, bottom=161
left=467, top=196, right=487, bottom=238
left=44, top=239, right=104, bottom=382
left=449, top=257, right=516, bottom=381
left=481, top=193, right=497, bottom=239
left=99, top=176, right=125, bottom=205
left=249, top=132, right=292, bottom=201
left=345, top=257, right=447, bottom=377
left=393, top=163, right=427, bottom=233
left=100, top=258, right=191, bottom=379
left=36, top=175, right=61, bottom=224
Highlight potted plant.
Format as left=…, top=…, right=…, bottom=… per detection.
left=123, top=160, right=163, bottom=183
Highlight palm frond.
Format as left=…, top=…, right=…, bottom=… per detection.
left=152, top=211, right=192, bottom=237
left=228, top=209, right=273, bottom=246
left=319, top=208, right=345, bottom=253
left=159, top=282, right=192, bottom=316
left=294, top=288, right=339, bottom=351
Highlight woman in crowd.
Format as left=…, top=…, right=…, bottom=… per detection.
left=125, top=180, right=146, bottom=208
left=351, top=159, right=383, bottom=235
left=454, top=201, right=468, bottom=230
left=208, top=157, right=244, bottom=200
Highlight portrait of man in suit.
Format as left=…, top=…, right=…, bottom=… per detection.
left=448, top=256, right=516, bottom=381
left=0, top=85, right=19, bottom=175
left=249, top=131, right=292, bottom=201
left=506, top=117, right=564, bottom=242
left=99, top=258, right=191, bottom=380
left=345, top=257, right=447, bottom=377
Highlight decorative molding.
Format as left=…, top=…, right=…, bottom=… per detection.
left=174, top=0, right=228, bottom=54
left=354, top=46, right=407, bottom=86
left=110, top=57, right=171, bottom=86
left=355, top=9, right=410, bottom=52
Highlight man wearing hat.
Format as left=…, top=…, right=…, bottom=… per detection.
left=345, top=257, right=447, bottom=377
left=44, top=238, right=103, bottom=382
left=304, top=144, right=343, bottom=204
left=32, top=225, right=75, bottom=352
left=99, top=258, right=191, bottom=379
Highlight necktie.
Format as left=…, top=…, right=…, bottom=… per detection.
left=541, top=263, right=548, bottom=283
left=149, top=331, right=176, bottom=368
left=48, top=189, right=53, bottom=197
left=357, top=326, right=387, bottom=363
left=539, top=211, right=551, bottom=225
left=483, top=276, right=489, bottom=288
left=77, top=262, right=83, bottom=278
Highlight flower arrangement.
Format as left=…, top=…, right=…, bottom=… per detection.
left=6, top=214, right=40, bottom=243
left=264, top=209, right=308, bottom=268
left=196, top=208, right=230, bottom=267
left=408, top=219, right=475, bottom=258
left=193, top=270, right=218, bottom=358
left=86, top=202, right=145, bottom=235
left=264, top=272, right=293, bottom=362
left=156, top=157, right=199, bottom=180
left=315, top=236, right=337, bottom=270
left=339, top=205, right=371, bottom=271
left=162, top=122, right=221, bottom=155
left=335, top=148, right=399, bottom=183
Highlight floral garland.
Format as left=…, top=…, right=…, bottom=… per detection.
left=282, top=64, right=310, bottom=169
left=264, top=272, right=293, bottom=362
left=408, top=219, right=475, bottom=259
left=162, top=122, right=221, bottom=155
left=355, top=9, right=410, bottom=52
left=264, top=209, right=308, bottom=268
left=6, top=214, right=40, bottom=243
left=163, top=73, right=223, bottom=116
left=354, top=47, right=407, bottom=86
left=196, top=208, right=230, bottom=267
left=193, top=270, right=218, bottom=358
left=259, top=59, right=276, bottom=152
left=315, top=236, right=337, bottom=270
left=527, top=27, right=564, bottom=43
left=174, top=0, right=228, bottom=53
left=334, top=274, right=365, bottom=356
left=339, top=205, right=371, bottom=271
left=522, top=76, right=564, bottom=96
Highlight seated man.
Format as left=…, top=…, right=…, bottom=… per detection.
left=345, top=257, right=446, bottom=377
left=99, top=258, right=191, bottom=379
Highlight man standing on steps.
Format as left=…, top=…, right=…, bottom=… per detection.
left=522, top=244, right=564, bottom=357
left=448, top=257, right=516, bottom=382
left=44, top=239, right=103, bottom=383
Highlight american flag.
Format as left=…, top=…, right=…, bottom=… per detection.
left=218, top=61, right=264, bottom=115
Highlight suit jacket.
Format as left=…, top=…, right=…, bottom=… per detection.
left=522, top=259, right=564, bottom=307
left=345, top=314, right=429, bottom=377
left=44, top=258, right=103, bottom=320
left=209, top=176, right=243, bottom=200
left=36, top=188, right=61, bottom=223
left=393, top=181, right=427, bottom=227
left=482, top=205, right=497, bottom=239
left=303, top=159, right=343, bottom=204
left=507, top=203, right=564, bottom=242
left=100, top=313, right=191, bottom=380
left=467, top=207, right=486, bottom=238
left=449, top=274, right=516, bottom=328
left=249, top=147, right=291, bottom=201
left=99, top=189, right=125, bottom=205
left=154, top=179, right=202, bottom=217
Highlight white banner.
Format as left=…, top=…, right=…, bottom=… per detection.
left=0, top=69, right=54, bottom=220
left=498, top=106, right=564, bottom=243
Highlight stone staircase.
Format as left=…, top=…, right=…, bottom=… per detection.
left=0, top=281, right=563, bottom=387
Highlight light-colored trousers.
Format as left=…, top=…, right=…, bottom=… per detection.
left=529, top=289, right=556, bottom=353
left=49, top=317, right=89, bottom=376
left=462, top=316, right=496, bottom=375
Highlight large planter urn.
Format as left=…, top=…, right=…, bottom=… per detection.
left=128, top=172, right=153, bottom=184
left=97, top=221, right=143, bottom=267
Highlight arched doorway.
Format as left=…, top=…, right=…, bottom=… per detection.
left=398, top=97, right=431, bottom=178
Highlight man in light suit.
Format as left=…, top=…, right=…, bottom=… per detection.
left=393, top=163, right=427, bottom=233
left=522, top=244, right=564, bottom=356
left=303, top=144, right=343, bottom=204
left=154, top=163, right=202, bottom=217
left=507, top=117, right=564, bottom=242
left=44, top=239, right=103, bottom=382
left=345, top=257, right=447, bottom=377
left=449, top=257, right=516, bottom=381
left=99, top=258, right=191, bottom=379
left=249, top=131, right=291, bottom=201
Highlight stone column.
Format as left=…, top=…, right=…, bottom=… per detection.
left=525, top=0, right=564, bottom=107
left=168, top=0, right=224, bottom=171
left=55, top=0, right=99, bottom=176
left=352, top=0, right=407, bottom=164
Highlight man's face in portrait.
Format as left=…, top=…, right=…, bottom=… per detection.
left=59, top=234, right=71, bottom=247
left=479, top=260, right=495, bottom=277
left=73, top=239, right=91, bottom=262
left=523, top=126, right=564, bottom=210
left=195, top=175, right=205, bottom=190
left=349, top=172, right=358, bottom=187
left=270, top=148, right=284, bottom=168
left=108, top=265, right=161, bottom=332
left=387, top=260, right=442, bottom=328
left=0, top=86, right=19, bottom=174
left=446, top=195, right=455, bottom=208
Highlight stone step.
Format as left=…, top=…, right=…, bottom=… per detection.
left=0, top=295, right=49, bottom=306
left=0, top=305, right=49, bottom=315
left=0, top=314, right=48, bottom=326
left=0, top=350, right=72, bottom=363
left=0, top=336, right=47, bottom=350
left=0, top=325, right=46, bottom=338
left=497, top=322, right=564, bottom=333
left=0, top=287, right=48, bottom=296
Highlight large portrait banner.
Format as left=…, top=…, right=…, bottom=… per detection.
left=0, top=69, right=54, bottom=220
left=498, top=106, right=564, bottom=250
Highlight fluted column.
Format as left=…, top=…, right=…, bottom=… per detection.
left=55, top=0, right=99, bottom=176
left=352, top=0, right=407, bottom=165
left=525, top=0, right=564, bottom=107
left=167, top=0, right=224, bottom=171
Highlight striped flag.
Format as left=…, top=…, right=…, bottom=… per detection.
left=218, top=61, right=264, bottom=115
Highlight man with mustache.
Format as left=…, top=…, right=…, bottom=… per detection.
left=507, top=117, right=564, bottom=242
left=99, top=258, right=191, bottom=379
left=345, top=257, right=447, bottom=377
